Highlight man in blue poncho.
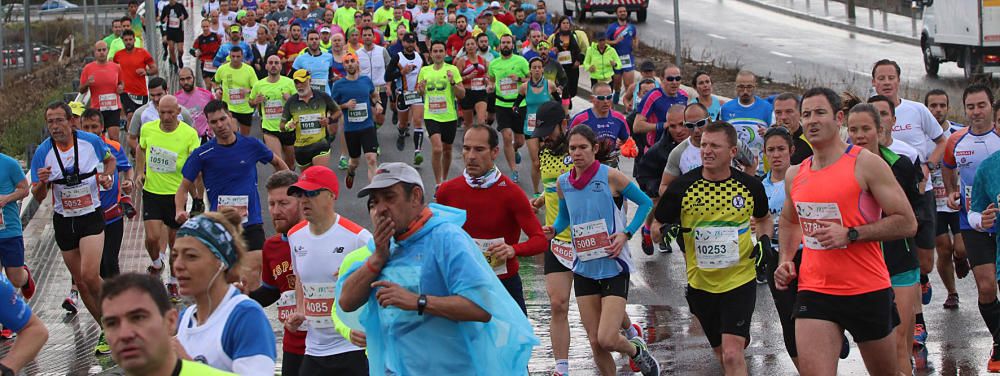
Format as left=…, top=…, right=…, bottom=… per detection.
left=337, top=162, right=537, bottom=375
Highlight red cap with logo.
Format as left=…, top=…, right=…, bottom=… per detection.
left=287, top=166, right=340, bottom=198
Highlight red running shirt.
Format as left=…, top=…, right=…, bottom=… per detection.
left=261, top=234, right=306, bottom=355
left=80, top=62, right=124, bottom=111
left=791, top=145, right=889, bottom=296
left=112, top=48, right=154, bottom=96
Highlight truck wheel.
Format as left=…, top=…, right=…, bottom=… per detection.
left=921, top=36, right=939, bottom=77
left=964, top=47, right=983, bottom=81
left=637, top=8, right=647, bottom=22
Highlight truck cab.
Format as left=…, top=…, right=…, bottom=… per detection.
left=921, top=0, right=1000, bottom=80
left=563, top=0, right=648, bottom=23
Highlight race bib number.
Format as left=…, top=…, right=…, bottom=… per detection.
left=692, top=226, right=740, bottom=269
left=299, top=113, right=322, bottom=135
left=470, top=77, right=486, bottom=91
left=276, top=290, right=301, bottom=330
left=228, top=88, right=246, bottom=105
left=931, top=172, right=949, bottom=210
left=474, top=238, right=508, bottom=275
left=60, top=184, right=95, bottom=217
left=403, top=91, right=422, bottom=106
left=796, top=202, right=845, bottom=250
left=526, top=113, right=537, bottom=135
left=168, top=15, right=180, bottom=28
left=550, top=239, right=575, bottom=270
left=965, top=185, right=973, bottom=211
left=98, top=93, right=119, bottom=111
left=148, top=146, right=179, bottom=174
left=347, top=104, right=369, bottom=123
left=619, top=53, right=632, bottom=69
left=427, top=94, right=448, bottom=114
left=499, top=78, right=518, bottom=98
left=311, top=78, right=327, bottom=93
left=557, top=50, right=572, bottom=65
left=571, top=220, right=612, bottom=261
left=302, top=283, right=335, bottom=329
left=202, top=60, right=216, bottom=72
left=217, top=195, right=249, bottom=224
left=264, top=100, right=283, bottom=120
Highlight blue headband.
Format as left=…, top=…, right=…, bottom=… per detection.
left=177, top=215, right=238, bottom=270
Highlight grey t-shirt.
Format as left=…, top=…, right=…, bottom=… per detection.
left=128, top=102, right=196, bottom=138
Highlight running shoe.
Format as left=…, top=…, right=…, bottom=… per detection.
left=955, top=257, right=971, bottom=279
left=913, top=323, right=927, bottom=348
left=0, top=328, right=15, bottom=339
left=550, top=372, right=565, bottom=376
left=659, top=239, right=672, bottom=253
left=913, top=344, right=928, bottom=370
left=512, top=171, right=519, bottom=183
left=95, top=332, right=111, bottom=355
left=755, top=261, right=768, bottom=284
left=147, top=263, right=164, bottom=276
left=396, top=133, right=406, bottom=151
left=21, top=266, right=35, bottom=300
left=345, top=170, right=356, bottom=189
left=338, top=156, right=349, bottom=170
left=989, top=343, right=1000, bottom=372
left=627, top=323, right=644, bottom=372
left=629, top=337, right=660, bottom=376
left=63, top=290, right=80, bottom=314
left=414, top=151, right=424, bottom=165
left=641, top=230, right=654, bottom=255
left=840, top=334, right=850, bottom=359
left=921, top=281, right=932, bottom=305
left=120, top=196, right=137, bottom=219
left=943, top=293, right=960, bottom=310
left=515, top=151, right=522, bottom=165
left=166, top=282, right=181, bottom=303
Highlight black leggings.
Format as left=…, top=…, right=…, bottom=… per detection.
left=562, top=63, right=579, bottom=100
left=100, top=219, right=124, bottom=279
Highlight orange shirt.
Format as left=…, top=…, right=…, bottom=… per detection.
left=112, top=48, right=154, bottom=96
left=791, top=145, right=890, bottom=296
left=80, top=62, right=124, bottom=111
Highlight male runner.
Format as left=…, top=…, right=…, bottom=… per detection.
left=284, top=166, right=369, bottom=375
left=214, top=46, right=258, bottom=135
left=656, top=121, right=772, bottom=376
left=331, top=52, right=382, bottom=189
left=774, top=87, right=917, bottom=375
left=80, top=41, right=125, bottom=142
left=487, top=34, right=528, bottom=181
left=0, top=151, right=33, bottom=301
left=250, top=55, right=297, bottom=169
left=417, top=41, right=464, bottom=188
left=175, top=99, right=287, bottom=291
left=160, top=0, right=189, bottom=70
left=127, top=77, right=197, bottom=159
left=193, top=19, right=222, bottom=89
left=281, top=69, right=341, bottom=169
left=113, top=30, right=158, bottom=125
left=772, top=93, right=813, bottom=164
left=942, top=84, right=1000, bottom=371
left=634, top=64, right=688, bottom=146
left=569, top=83, right=631, bottom=169
left=135, top=96, right=200, bottom=299
left=720, top=70, right=771, bottom=161
left=0, top=273, right=47, bottom=374
left=925, top=89, right=970, bottom=309
left=278, top=24, right=307, bottom=73
left=31, top=102, right=116, bottom=351
left=606, top=5, right=636, bottom=104
left=292, top=30, right=335, bottom=96
left=387, top=33, right=426, bottom=163
left=356, top=27, right=390, bottom=127
left=436, top=124, right=547, bottom=314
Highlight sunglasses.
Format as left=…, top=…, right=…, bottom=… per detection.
left=291, top=189, right=328, bottom=198
left=594, top=94, right=613, bottom=101
left=684, top=117, right=711, bottom=129
left=664, top=75, right=682, bottom=82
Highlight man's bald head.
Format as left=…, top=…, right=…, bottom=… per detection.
left=95, top=41, right=109, bottom=62
left=158, top=95, right=181, bottom=127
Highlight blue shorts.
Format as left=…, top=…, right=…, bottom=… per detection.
left=890, top=268, right=920, bottom=287
left=614, top=53, right=635, bottom=74
left=0, top=236, right=25, bottom=268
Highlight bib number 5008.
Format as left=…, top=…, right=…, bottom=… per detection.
left=574, top=237, right=597, bottom=249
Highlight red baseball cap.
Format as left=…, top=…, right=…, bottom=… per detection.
left=287, top=166, right=340, bottom=198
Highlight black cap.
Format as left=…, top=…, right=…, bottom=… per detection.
left=402, top=33, right=417, bottom=42
left=532, top=101, right=566, bottom=139
left=639, top=61, right=656, bottom=72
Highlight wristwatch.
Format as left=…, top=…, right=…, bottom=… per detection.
left=624, top=231, right=633, bottom=240
left=417, top=294, right=428, bottom=316
left=847, top=227, right=859, bottom=243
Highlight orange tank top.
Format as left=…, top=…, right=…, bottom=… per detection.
left=791, top=145, right=889, bottom=296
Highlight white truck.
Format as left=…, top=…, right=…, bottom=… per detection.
left=920, top=0, right=1000, bottom=79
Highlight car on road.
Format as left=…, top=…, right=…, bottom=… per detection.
left=920, top=0, right=1000, bottom=80
left=564, top=0, right=648, bottom=23
left=40, top=0, right=79, bottom=13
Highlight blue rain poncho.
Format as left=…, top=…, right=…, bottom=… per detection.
left=336, top=203, right=538, bottom=375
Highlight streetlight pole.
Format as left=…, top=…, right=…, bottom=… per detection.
left=23, top=0, right=31, bottom=71
left=673, top=0, right=681, bottom=67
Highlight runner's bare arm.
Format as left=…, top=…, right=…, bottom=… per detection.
left=0, top=177, right=29, bottom=207
left=777, top=165, right=802, bottom=263
left=927, top=134, right=946, bottom=166
left=269, top=154, right=288, bottom=171
left=174, top=178, right=192, bottom=223
left=134, top=145, right=147, bottom=185
left=754, top=212, right=774, bottom=239
left=0, top=314, right=48, bottom=373
left=855, top=150, right=918, bottom=242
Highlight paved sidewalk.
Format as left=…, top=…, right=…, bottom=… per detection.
left=736, top=0, right=921, bottom=45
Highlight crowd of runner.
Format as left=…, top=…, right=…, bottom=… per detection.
left=0, top=0, right=999, bottom=375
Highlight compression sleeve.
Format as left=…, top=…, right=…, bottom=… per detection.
left=552, top=197, right=570, bottom=235
left=622, top=181, right=652, bottom=235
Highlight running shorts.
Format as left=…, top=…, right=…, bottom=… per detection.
left=142, top=191, right=181, bottom=229
left=263, top=129, right=296, bottom=146
left=962, top=230, right=997, bottom=267
left=573, top=272, right=629, bottom=298
left=344, top=127, right=379, bottom=158
left=914, top=190, right=936, bottom=250
left=495, top=106, right=524, bottom=135
left=294, top=140, right=331, bottom=167
left=424, top=119, right=458, bottom=145
left=232, top=111, right=253, bottom=127
left=53, top=210, right=106, bottom=251
left=0, top=236, right=25, bottom=267
left=460, top=89, right=487, bottom=110
left=686, top=281, right=756, bottom=348
left=936, top=211, right=960, bottom=236
left=794, top=287, right=899, bottom=343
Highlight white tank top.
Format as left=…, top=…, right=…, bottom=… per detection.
left=397, top=51, right=423, bottom=91
left=358, top=45, right=387, bottom=86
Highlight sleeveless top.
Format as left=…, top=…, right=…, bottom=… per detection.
left=460, top=54, right=488, bottom=91
left=557, top=163, right=633, bottom=279
left=397, top=51, right=423, bottom=91
left=524, top=79, right=550, bottom=137
left=357, top=45, right=387, bottom=86
left=791, top=145, right=888, bottom=296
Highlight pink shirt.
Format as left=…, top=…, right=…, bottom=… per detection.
left=175, top=87, right=215, bottom=137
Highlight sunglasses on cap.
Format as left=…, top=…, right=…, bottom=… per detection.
left=291, top=189, right=329, bottom=198
left=664, top=75, right=682, bottom=82
left=594, top=94, right=613, bottom=101
left=684, top=117, right=711, bottom=129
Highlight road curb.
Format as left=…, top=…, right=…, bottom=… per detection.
left=734, top=0, right=920, bottom=46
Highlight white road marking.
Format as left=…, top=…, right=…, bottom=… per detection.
left=707, top=33, right=728, bottom=40
left=770, top=50, right=793, bottom=58
left=663, top=19, right=674, bottom=24
left=849, top=69, right=869, bottom=76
